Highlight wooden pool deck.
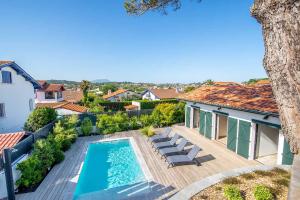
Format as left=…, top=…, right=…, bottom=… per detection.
left=16, top=125, right=260, bottom=200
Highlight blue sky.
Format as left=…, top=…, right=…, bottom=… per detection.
left=0, top=0, right=266, bottom=83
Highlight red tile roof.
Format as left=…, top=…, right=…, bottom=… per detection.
left=149, top=88, right=180, bottom=99
left=0, top=60, right=13, bottom=65
left=0, top=132, right=26, bottom=154
left=178, top=82, right=278, bottom=114
left=103, top=89, right=128, bottom=99
left=60, top=103, right=88, bottom=113
left=37, top=80, right=65, bottom=92
left=63, top=90, right=84, bottom=103
left=36, top=102, right=87, bottom=113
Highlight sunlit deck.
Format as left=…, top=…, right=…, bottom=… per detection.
left=16, top=125, right=260, bottom=200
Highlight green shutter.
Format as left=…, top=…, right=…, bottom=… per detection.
left=282, top=139, right=294, bottom=165
left=205, top=112, right=212, bottom=139
left=185, top=106, right=191, bottom=128
left=227, top=117, right=237, bottom=152
left=237, top=120, right=251, bottom=159
left=199, top=110, right=206, bottom=135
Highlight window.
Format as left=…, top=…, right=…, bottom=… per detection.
left=1, top=71, right=12, bottom=84
left=0, top=103, right=5, bottom=117
left=29, top=99, right=34, bottom=111
left=57, top=91, right=62, bottom=99
left=45, top=92, right=55, bottom=99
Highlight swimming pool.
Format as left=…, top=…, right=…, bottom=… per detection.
left=73, top=138, right=147, bottom=199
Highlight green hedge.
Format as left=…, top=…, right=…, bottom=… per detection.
left=17, top=115, right=78, bottom=190
left=137, top=99, right=179, bottom=109
left=98, top=101, right=132, bottom=111
left=24, top=107, right=57, bottom=132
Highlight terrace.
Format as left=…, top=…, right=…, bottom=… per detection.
left=16, top=125, right=259, bottom=200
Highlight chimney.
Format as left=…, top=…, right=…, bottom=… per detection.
left=175, top=88, right=180, bottom=93
left=108, top=90, right=112, bottom=95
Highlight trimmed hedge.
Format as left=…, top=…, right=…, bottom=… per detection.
left=137, top=99, right=179, bottom=109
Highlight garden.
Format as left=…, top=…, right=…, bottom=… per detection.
left=16, top=101, right=185, bottom=191
left=191, top=168, right=291, bottom=200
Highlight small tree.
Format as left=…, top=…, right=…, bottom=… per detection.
left=24, top=107, right=57, bottom=132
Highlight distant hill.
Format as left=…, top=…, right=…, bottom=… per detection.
left=47, top=79, right=80, bottom=85
left=92, top=79, right=111, bottom=83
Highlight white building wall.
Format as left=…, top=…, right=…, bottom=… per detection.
left=142, top=91, right=160, bottom=101
left=35, top=91, right=64, bottom=103
left=186, top=101, right=281, bottom=161
left=0, top=67, right=35, bottom=133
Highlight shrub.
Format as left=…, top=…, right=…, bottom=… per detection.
left=97, top=112, right=130, bottom=134
left=98, top=101, right=131, bottom=111
left=141, top=126, right=155, bottom=137
left=54, top=134, right=72, bottom=151
left=16, top=155, right=44, bottom=189
left=151, top=102, right=185, bottom=127
left=24, top=107, right=57, bottom=132
left=89, top=105, right=104, bottom=114
left=139, top=114, right=154, bottom=127
left=47, top=135, right=65, bottom=164
left=129, top=116, right=141, bottom=130
left=223, top=185, right=243, bottom=200
left=33, top=139, right=55, bottom=169
left=81, top=117, right=93, bottom=136
left=254, top=185, right=273, bottom=200
left=253, top=170, right=273, bottom=177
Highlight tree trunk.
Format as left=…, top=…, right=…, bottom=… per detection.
left=251, top=0, right=300, bottom=199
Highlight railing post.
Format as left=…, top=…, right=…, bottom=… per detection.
left=3, top=148, right=15, bottom=200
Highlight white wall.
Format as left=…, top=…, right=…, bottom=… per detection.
left=0, top=67, right=35, bottom=133
left=0, top=154, right=28, bottom=199
left=142, top=91, right=160, bottom=101
left=35, top=91, right=64, bottom=103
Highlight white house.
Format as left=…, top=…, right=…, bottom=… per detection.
left=102, top=89, right=139, bottom=102
left=35, top=80, right=65, bottom=103
left=179, top=82, right=294, bottom=166
left=142, top=88, right=180, bottom=100
left=0, top=61, right=40, bottom=133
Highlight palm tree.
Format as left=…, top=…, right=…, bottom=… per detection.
left=80, top=80, right=91, bottom=104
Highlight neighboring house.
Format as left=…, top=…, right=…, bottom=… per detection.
left=35, top=80, right=65, bottom=103
left=142, top=88, right=180, bottom=100
left=36, top=102, right=88, bottom=115
left=63, top=90, right=84, bottom=103
left=0, top=61, right=40, bottom=133
left=103, top=89, right=138, bottom=102
left=179, top=82, right=294, bottom=165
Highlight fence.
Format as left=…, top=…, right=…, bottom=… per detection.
left=0, top=120, right=56, bottom=172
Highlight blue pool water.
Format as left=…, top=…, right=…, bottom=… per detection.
left=73, top=139, right=146, bottom=199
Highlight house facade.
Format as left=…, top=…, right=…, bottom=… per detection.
left=35, top=80, right=65, bottom=103
left=103, top=89, right=138, bottom=102
left=0, top=61, right=40, bottom=133
left=142, top=88, right=180, bottom=100
left=179, top=82, right=294, bottom=165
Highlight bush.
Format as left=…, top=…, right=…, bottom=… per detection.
left=97, top=112, right=130, bottom=134
left=223, top=185, right=243, bottom=200
left=81, top=117, right=93, bottom=136
left=128, top=116, right=141, bottom=130
left=54, top=134, right=72, bottom=151
left=151, top=102, right=185, bottom=127
left=139, top=114, right=153, bottom=127
left=141, top=126, right=155, bottom=137
left=98, top=101, right=131, bottom=111
left=16, top=155, right=44, bottom=189
left=24, top=107, right=57, bottom=132
left=254, top=185, right=273, bottom=200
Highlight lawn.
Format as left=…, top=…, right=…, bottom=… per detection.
left=191, top=168, right=290, bottom=200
